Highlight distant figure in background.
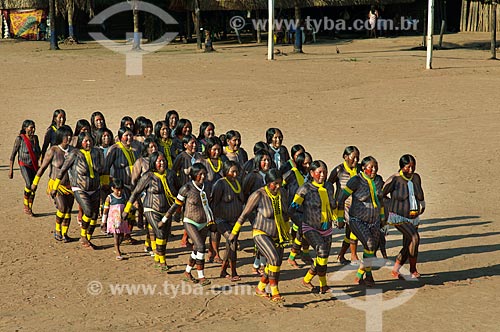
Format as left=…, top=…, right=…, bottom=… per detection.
left=368, top=5, right=379, bottom=38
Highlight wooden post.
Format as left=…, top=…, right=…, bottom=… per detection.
left=426, top=0, right=434, bottom=69
left=194, top=0, right=202, bottom=50
left=267, top=0, right=274, bottom=60
left=49, top=0, right=59, bottom=50
left=491, top=2, right=497, bottom=59
left=256, top=10, right=262, bottom=43
left=438, top=20, right=445, bottom=48
left=293, top=2, right=302, bottom=53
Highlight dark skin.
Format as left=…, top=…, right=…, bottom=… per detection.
left=9, top=124, right=36, bottom=179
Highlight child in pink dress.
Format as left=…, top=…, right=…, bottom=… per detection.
left=102, top=179, right=129, bottom=260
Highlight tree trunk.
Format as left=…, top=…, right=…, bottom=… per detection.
left=293, top=3, right=302, bottom=53
left=193, top=0, right=202, bottom=49
left=256, top=10, right=261, bottom=43
left=491, top=2, right=497, bottom=59
left=67, top=0, right=75, bottom=39
left=49, top=0, right=58, bottom=50
left=132, top=9, right=141, bottom=50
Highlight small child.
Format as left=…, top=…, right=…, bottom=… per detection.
left=102, top=179, right=129, bottom=260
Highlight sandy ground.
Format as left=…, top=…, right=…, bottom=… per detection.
left=0, top=32, right=499, bottom=332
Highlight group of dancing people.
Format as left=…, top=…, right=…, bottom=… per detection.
left=9, top=109, right=425, bottom=302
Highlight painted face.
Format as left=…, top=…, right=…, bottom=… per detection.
left=112, top=187, right=123, bottom=197
left=81, top=136, right=92, bottom=151
left=184, top=139, right=197, bottom=153
left=55, top=113, right=66, bottom=128
left=195, top=169, right=207, bottom=183
left=25, top=124, right=36, bottom=137
left=182, top=123, right=192, bottom=136
left=228, top=136, right=240, bottom=150
left=260, top=155, right=271, bottom=172
left=271, top=131, right=283, bottom=149
left=363, top=161, right=378, bottom=179
left=345, top=151, right=360, bottom=169
left=121, top=131, right=134, bottom=147
left=155, top=155, right=166, bottom=173
left=144, top=125, right=153, bottom=137
left=209, top=144, right=221, bottom=159
left=169, top=115, right=178, bottom=129
left=204, top=125, right=215, bottom=139
left=268, top=179, right=282, bottom=194
left=401, top=161, right=416, bottom=177
left=227, top=165, right=239, bottom=178
left=311, top=166, right=327, bottom=184
left=160, top=125, right=169, bottom=139
left=302, top=156, right=312, bottom=172
left=94, top=115, right=105, bottom=129
left=147, top=142, right=158, bottom=155
left=101, top=132, right=112, bottom=147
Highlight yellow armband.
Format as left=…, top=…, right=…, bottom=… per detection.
left=52, top=178, right=61, bottom=191
left=33, top=175, right=41, bottom=186
left=231, top=222, right=242, bottom=235
left=123, top=202, right=133, bottom=214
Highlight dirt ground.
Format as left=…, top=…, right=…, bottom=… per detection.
left=0, top=32, right=499, bottom=332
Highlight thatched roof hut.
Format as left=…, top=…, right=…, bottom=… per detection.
left=169, top=0, right=416, bottom=11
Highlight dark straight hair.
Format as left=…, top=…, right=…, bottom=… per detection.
left=399, top=154, right=416, bottom=169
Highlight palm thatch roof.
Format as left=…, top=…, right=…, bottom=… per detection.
left=0, top=0, right=48, bottom=9
left=169, top=0, right=416, bottom=11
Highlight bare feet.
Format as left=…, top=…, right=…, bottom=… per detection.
left=288, top=258, right=300, bottom=268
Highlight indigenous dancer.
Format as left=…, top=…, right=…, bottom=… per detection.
left=211, top=160, right=244, bottom=281
left=242, top=150, right=272, bottom=200
left=31, top=125, right=74, bottom=241
left=41, top=109, right=66, bottom=161
left=279, top=144, right=305, bottom=175
left=172, top=134, right=202, bottom=248
left=337, top=156, right=385, bottom=287
left=9, top=120, right=41, bottom=216
left=154, top=120, right=174, bottom=170
left=383, top=154, right=425, bottom=279
left=103, top=127, right=138, bottom=243
left=290, top=160, right=336, bottom=294
left=242, top=150, right=272, bottom=274
left=164, top=163, right=214, bottom=285
left=130, top=137, right=159, bottom=254
left=134, top=117, right=153, bottom=144
left=266, top=128, right=290, bottom=170
left=284, top=151, right=313, bottom=267
left=328, top=146, right=361, bottom=265
left=222, top=130, right=248, bottom=169
left=197, top=121, right=215, bottom=153
left=124, top=152, right=177, bottom=271
left=95, top=128, right=114, bottom=158
left=52, top=132, right=104, bottom=249
left=164, top=110, right=179, bottom=138
left=196, top=137, right=224, bottom=263
left=172, top=118, right=192, bottom=157
left=229, top=169, right=290, bottom=302
left=242, top=141, right=268, bottom=176
left=90, top=111, right=107, bottom=140
left=70, top=119, right=91, bottom=147
left=172, top=134, right=202, bottom=188
left=102, top=179, right=129, bottom=261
